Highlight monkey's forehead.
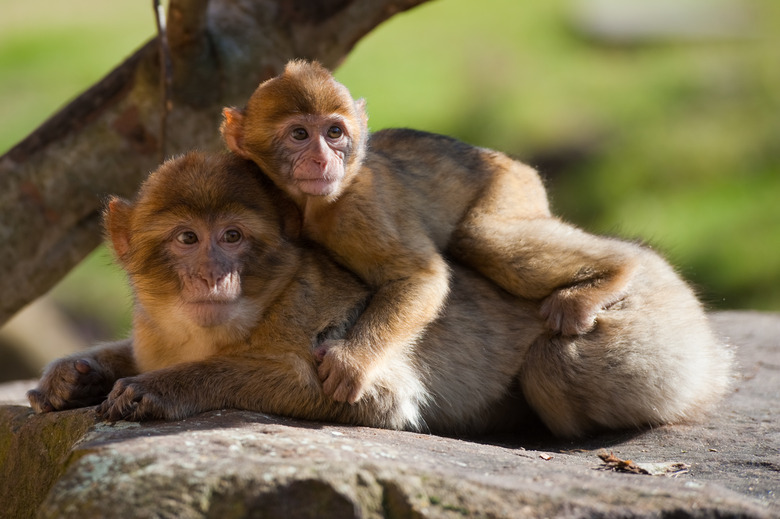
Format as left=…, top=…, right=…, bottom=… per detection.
left=249, top=78, right=358, bottom=121
left=136, top=200, right=267, bottom=223
left=139, top=153, right=268, bottom=203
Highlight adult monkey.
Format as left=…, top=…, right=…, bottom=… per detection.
left=222, top=60, right=641, bottom=403
left=27, top=153, right=732, bottom=438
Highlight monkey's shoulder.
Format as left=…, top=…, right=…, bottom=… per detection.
left=370, top=128, right=477, bottom=157
left=368, top=128, right=515, bottom=187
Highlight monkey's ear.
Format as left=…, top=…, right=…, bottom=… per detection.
left=355, top=98, right=369, bottom=127
left=221, top=107, right=249, bottom=157
left=104, top=196, right=133, bottom=263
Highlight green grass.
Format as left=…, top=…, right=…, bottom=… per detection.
left=1, top=0, right=778, bottom=343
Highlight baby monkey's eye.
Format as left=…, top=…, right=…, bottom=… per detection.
left=223, top=229, right=242, bottom=244
left=176, top=231, right=198, bottom=245
left=291, top=128, right=309, bottom=140
left=327, top=126, right=343, bottom=139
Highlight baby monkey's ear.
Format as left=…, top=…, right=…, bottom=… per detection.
left=220, top=107, right=249, bottom=158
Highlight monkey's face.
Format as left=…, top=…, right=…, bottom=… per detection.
left=221, top=60, right=368, bottom=204
left=106, top=152, right=298, bottom=334
left=276, top=113, right=353, bottom=198
left=161, top=216, right=252, bottom=328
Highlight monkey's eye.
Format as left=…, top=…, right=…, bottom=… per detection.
left=222, top=229, right=242, bottom=244
left=291, top=128, right=309, bottom=141
left=327, top=126, right=343, bottom=139
left=176, top=231, right=198, bottom=245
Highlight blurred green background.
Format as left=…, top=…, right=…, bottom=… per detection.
left=1, top=0, right=778, bottom=380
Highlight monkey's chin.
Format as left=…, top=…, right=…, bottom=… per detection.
left=296, top=178, right=339, bottom=197
left=185, top=302, right=240, bottom=328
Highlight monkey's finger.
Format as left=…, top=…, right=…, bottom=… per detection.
left=313, top=346, right=328, bottom=363
left=331, top=381, right=354, bottom=403
left=104, top=398, right=138, bottom=422
left=321, top=372, right=339, bottom=397
left=95, top=401, right=108, bottom=417
left=27, top=390, right=54, bottom=413
left=317, top=362, right=331, bottom=381
left=346, top=385, right=364, bottom=405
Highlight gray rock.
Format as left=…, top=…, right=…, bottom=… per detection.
left=1, top=311, right=778, bottom=518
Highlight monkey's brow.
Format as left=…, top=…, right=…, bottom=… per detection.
left=282, top=113, right=349, bottom=126
left=149, top=202, right=246, bottom=218
left=147, top=203, right=268, bottom=228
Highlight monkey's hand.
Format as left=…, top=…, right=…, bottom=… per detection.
left=97, top=375, right=176, bottom=422
left=27, top=357, right=117, bottom=413
left=315, top=339, right=373, bottom=404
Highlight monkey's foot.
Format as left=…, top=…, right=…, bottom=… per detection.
left=539, top=288, right=600, bottom=336
left=315, top=339, right=372, bottom=404
left=27, top=357, right=115, bottom=413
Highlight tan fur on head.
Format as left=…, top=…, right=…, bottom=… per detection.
left=221, top=60, right=368, bottom=199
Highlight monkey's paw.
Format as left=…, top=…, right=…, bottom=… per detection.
left=539, top=288, right=599, bottom=336
left=27, top=357, right=116, bottom=413
left=315, top=339, right=372, bottom=404
left=97, top=376, right=174, bottom=422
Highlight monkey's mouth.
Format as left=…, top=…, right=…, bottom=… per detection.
left=296, top=177, right=338, bottom=197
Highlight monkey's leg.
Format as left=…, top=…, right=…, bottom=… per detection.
left=27, top=338, right=137, bottom=412
left=470, top=157, right=552, bottom=221
left=450, top=215, right=639, bottom=336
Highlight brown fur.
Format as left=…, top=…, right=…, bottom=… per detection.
left=221, top=60, right=640, bottom=403
left=28, top=153, right=732, bottom=438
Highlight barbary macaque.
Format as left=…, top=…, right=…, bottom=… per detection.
left=221, top=60, right=641, bottom=404
left=27, top=152, right=732, bottom=438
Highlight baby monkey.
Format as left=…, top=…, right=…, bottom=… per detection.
left=222, top=60, right=643, bottom=403
left=27, top=153, right=731, bottom=438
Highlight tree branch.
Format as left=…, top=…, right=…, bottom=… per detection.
left=153, top=0, right=175, bottom=163
left=0, top=0, right=429, bottom=326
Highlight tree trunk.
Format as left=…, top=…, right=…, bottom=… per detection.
left=0, top=0, right=429, bottom=326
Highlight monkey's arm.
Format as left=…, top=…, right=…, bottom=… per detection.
left=451, top=217, right=639, bottom=336
left=316, top=250, right=450, bottom=403
left=97, top=354, right=344, bottom=423
left=305, top=184, right=452, bottom=405
left=27, top=338, right=138, bottom=413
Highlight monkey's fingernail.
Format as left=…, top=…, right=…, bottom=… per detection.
left=74, top=359, right=92, bottom=374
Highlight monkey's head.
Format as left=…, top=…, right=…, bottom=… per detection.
left=221, top=60, right=368, bottom=203
left=104, top=152, right=300, bottom=333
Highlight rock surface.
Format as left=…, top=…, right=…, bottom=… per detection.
left=1, top=311, right=778, bottom=518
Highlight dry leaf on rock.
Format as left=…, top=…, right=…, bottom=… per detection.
left=596, top=451, right=689, bottom=477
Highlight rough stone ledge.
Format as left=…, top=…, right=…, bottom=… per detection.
left=1, top=311, right=778, bottom=518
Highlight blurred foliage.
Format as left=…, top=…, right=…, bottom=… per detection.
left=334, top=0, right=780, bottom=311
left=0, top=0, right=778, bottom=348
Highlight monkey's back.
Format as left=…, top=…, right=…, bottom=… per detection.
left=367, top=128, right=550, bottom=248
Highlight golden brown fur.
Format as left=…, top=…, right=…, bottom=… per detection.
left=221, top=60, right=641, bottom=403
left=28, top=153, right=732, bottom=438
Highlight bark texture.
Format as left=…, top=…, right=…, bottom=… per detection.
left=0, top=0, right=428, bottom=326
